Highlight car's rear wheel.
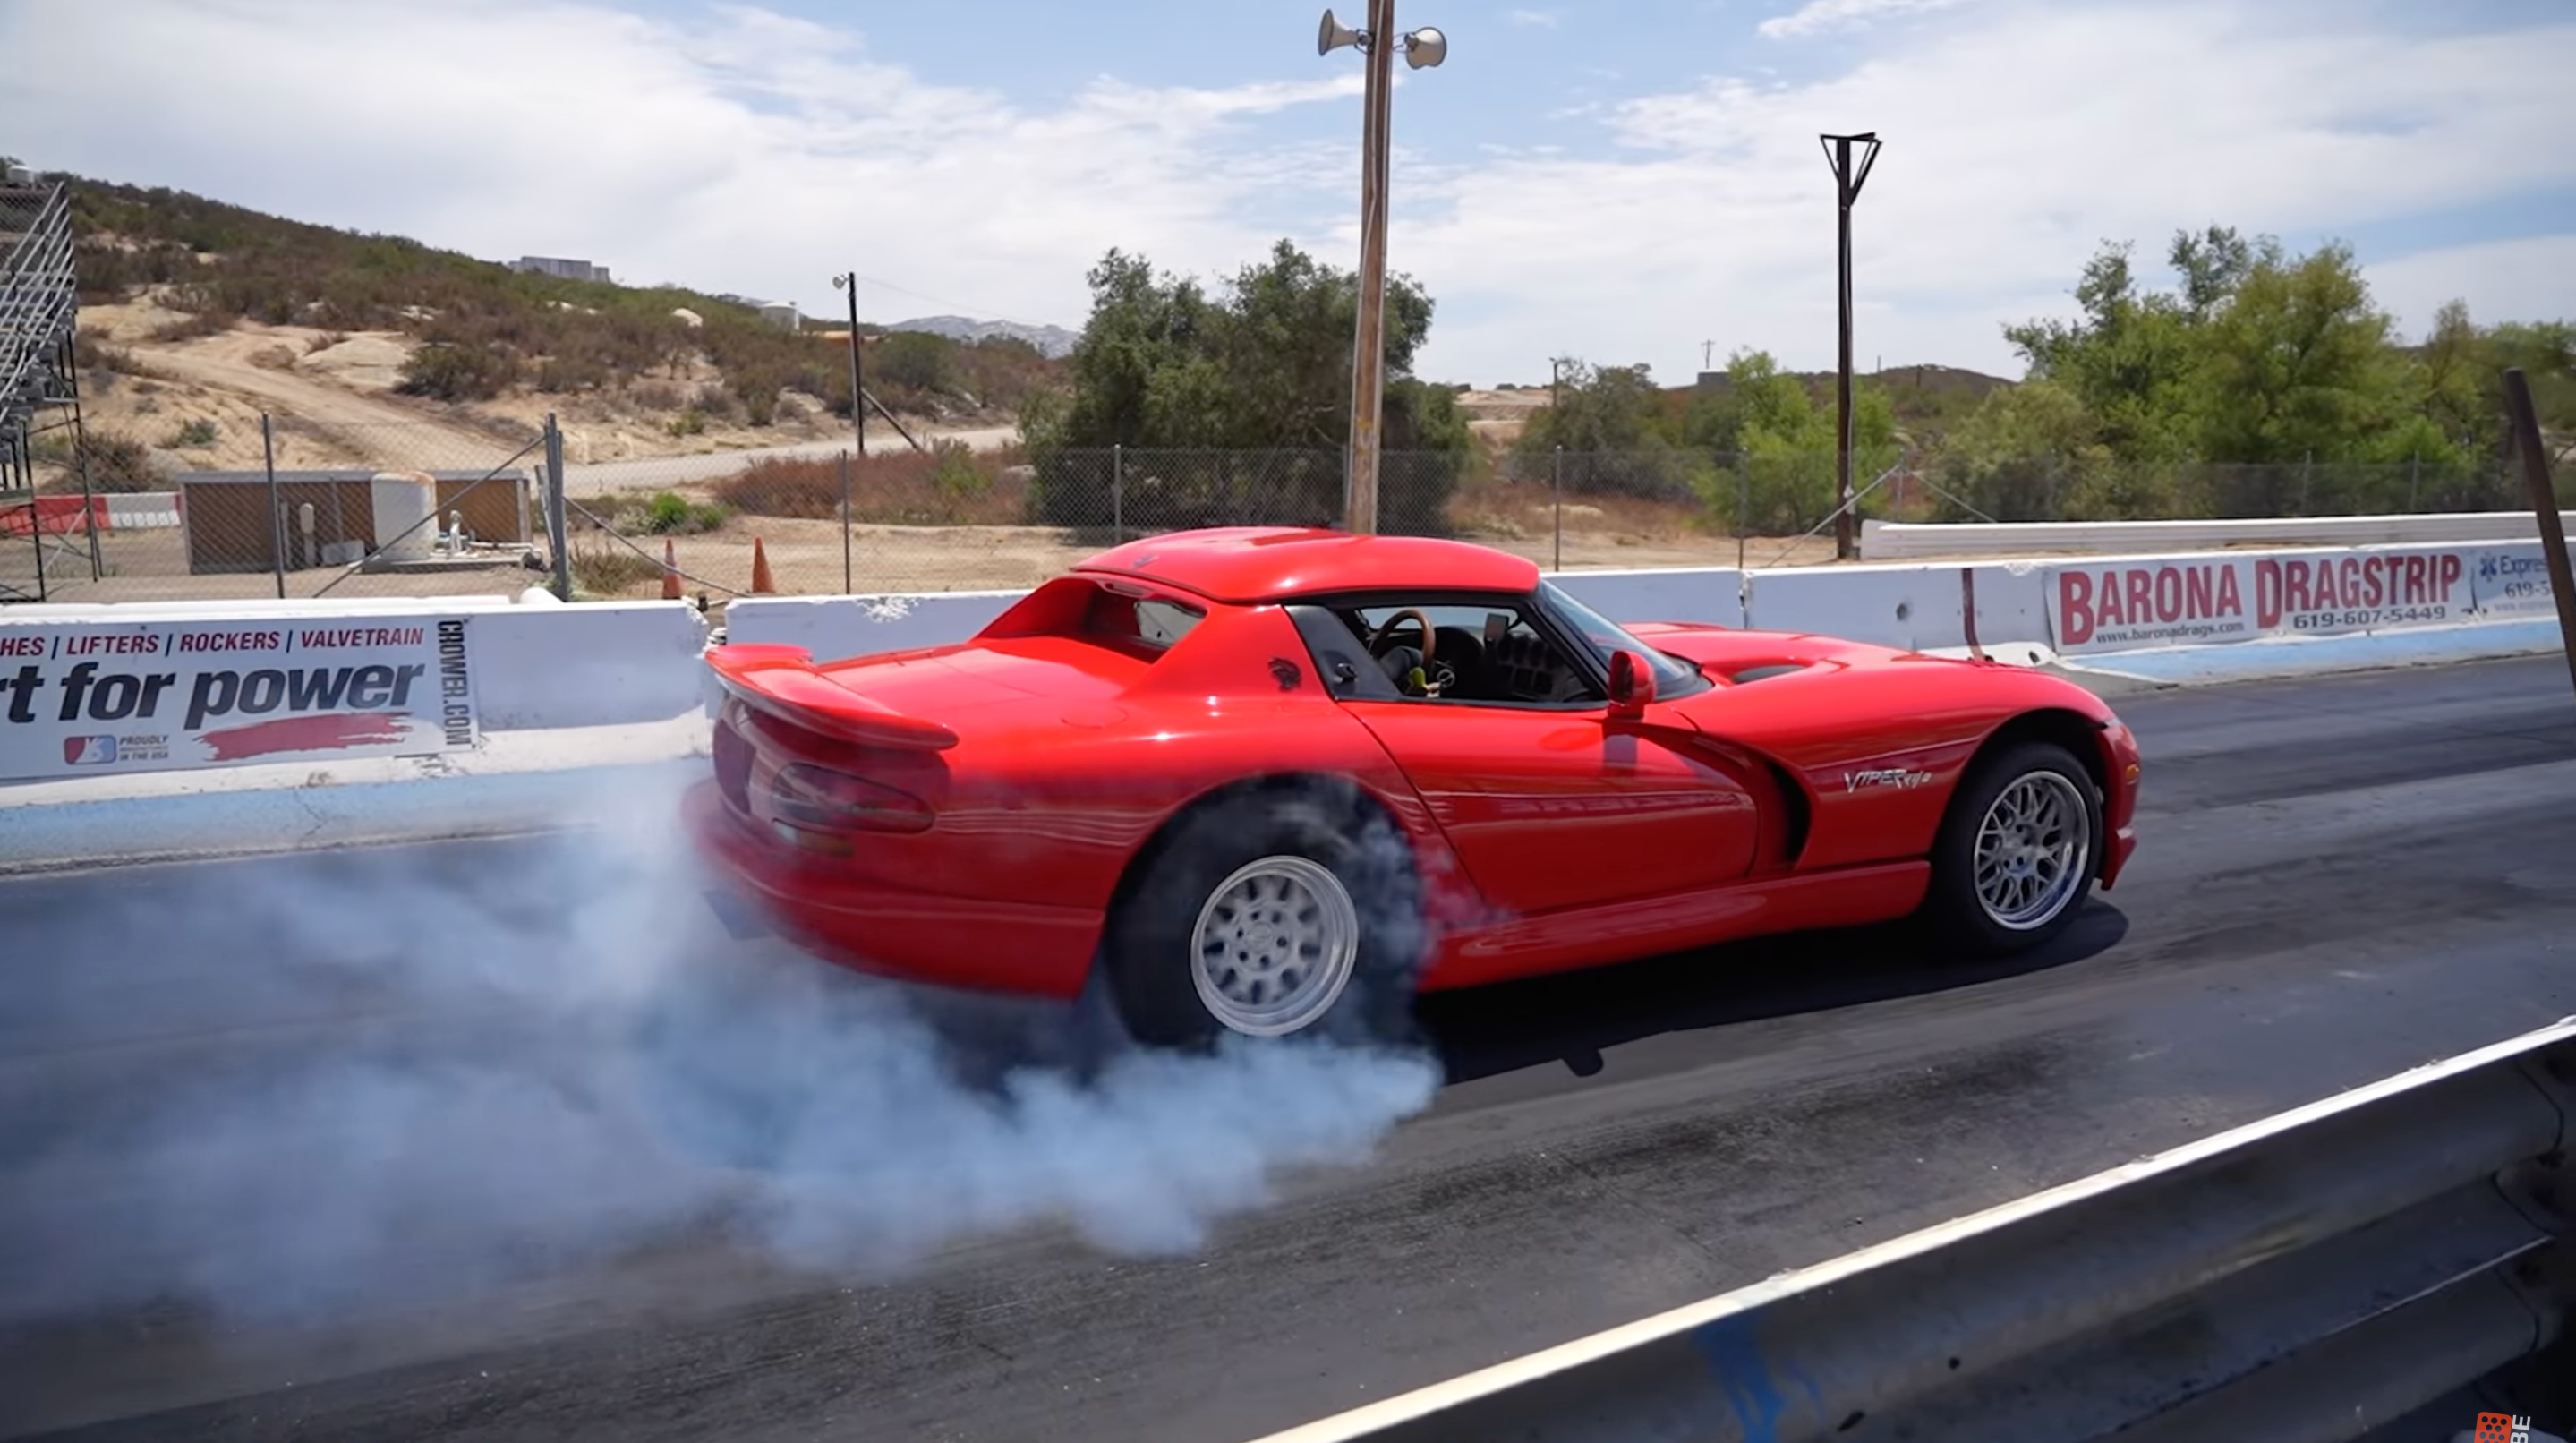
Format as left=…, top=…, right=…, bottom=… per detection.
left=1921, top=740, right=2101, bottom=954
left=1102, top=789, right=1424, bottom=1051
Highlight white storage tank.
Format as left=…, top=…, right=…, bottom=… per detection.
left=369, top=471, right=438, bottom=561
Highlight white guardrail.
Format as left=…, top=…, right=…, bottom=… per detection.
left=0, top=530, right=2565, bottom=787
left=1238, top=1016, right=2576, bottom=1443
left=102, top=491, right=183, bottom=530
left=1861, top=510, right=2576, bottom=559
left=722, top=535, right=2573, bottom=668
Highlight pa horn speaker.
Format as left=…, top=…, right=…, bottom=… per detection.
left=1318, top=7, right=1361, bottom=54
left=1403, top=26, right=1447, bottom=68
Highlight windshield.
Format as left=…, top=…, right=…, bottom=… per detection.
left=1538, top=581, right=1712, bottom=698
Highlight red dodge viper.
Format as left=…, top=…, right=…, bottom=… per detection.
left=687, top=526, right=2141, bottom=1047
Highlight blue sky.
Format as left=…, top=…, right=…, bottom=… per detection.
left=4, top=0, right=2572, bottom=386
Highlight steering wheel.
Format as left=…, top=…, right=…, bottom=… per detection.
left=1365, top=609, right=1444, bottom=696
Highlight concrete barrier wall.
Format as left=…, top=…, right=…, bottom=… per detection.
left=2, top=595, right=525, bottom=619
left=1742, top=560, right=2053, bottom=659
left=1860, top=510, right=2576, bottom=559
left=721, top=591, right=1028, bottom=664
left=1548, top=567, right=1745, bottom=629
left=0, top=593, right=710, bottom=735
left=472, top=601, right=711, bottom=729
left=1749, top=539, right=2568, bottom=660
left=4, top=535, right=2558, bottom=751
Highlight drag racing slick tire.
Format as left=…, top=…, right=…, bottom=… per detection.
left=1920, top=739, right=2103, bottom=955
left=1102, top=787, right=1425, bottom=1051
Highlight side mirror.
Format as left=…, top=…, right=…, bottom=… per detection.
left=1608, top=649, right=1656, bottom=719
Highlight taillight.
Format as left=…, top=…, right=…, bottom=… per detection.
left=712, top=717, right=754, bottom=814
left=767, top=763, right=935, bottom=836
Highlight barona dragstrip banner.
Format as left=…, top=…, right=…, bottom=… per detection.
left=2044, top=545, right=2486, bottom=655
left=0, top=615, right=478, bottom=780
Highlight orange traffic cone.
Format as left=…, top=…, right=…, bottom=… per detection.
left=750, top=535, right=776, bottom=594
left=661, top=537, right=682, bottom=600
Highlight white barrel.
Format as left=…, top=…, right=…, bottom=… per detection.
left=369, top=471, right=438, bottom=560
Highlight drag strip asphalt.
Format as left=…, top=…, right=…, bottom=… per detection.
left=4, top=654, right=2574, bottom=1442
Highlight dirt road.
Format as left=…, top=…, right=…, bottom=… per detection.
left=565, top=424, right=1023, bottom=493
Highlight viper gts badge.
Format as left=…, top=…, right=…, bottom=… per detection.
left=1844, top=767, right=1932, bottom=792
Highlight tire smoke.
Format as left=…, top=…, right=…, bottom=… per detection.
left=0, top=774, right=1444, bottom=1328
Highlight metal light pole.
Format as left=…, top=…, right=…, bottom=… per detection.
left=832, top=272, right=865, bottom=457
left=1321, top=6, right=1446, bottom=534
left=1821, top=131, right=1880, bottom=560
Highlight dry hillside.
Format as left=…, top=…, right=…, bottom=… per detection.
left=50, top=175, right=1053, bottom=486
left=75, top=287, right=1021, bottom=481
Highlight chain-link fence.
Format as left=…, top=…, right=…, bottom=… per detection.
left=563, top=444, right=1471, bottom=601
left=4, top=419, right=2556, bottom=606
left=1481, top=448, right=1869, bottom=573
left=1915, top=454, right=2550, bottom=525
left=2, top=414, right=552, bottom=603
left=1478, top=448, right=2554, bottom=570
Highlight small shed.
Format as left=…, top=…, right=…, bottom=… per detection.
left=175, top=468, right=536, bottom=575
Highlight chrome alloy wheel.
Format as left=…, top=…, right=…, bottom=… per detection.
left=1189, top=855, right=1361, bottom=1037
left=1973, top=771, right=2092, bottom=931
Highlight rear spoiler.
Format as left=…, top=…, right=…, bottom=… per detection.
left=702, top=644, right=960, bottom=752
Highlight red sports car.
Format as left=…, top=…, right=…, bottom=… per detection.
left=687, top=526, right=2141, bottom=1048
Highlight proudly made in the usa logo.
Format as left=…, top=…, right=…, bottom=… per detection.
left=63, top=735, right=117, bottom=765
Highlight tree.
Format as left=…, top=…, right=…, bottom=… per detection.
left=2000, top=225, right=2548, bottom=508
left=1024, top=240, right=1467, bottom=534
left=1716, top=348, right=1900, bottom=532
left=2189, top=239, right=2413, bottom=467
left=2003, top=239, right=2201, bottom=461
left=2171, top=225, right=2255, bottom=319
left=2480, top=318, right=2576, bottom=441
left=1028, top=240, right=1443, bottom=454
left=1511, top=359, right=1704, bottom=499
left=874, top=330, right=952, bottom=394
left=1929, top=379, right=2114, bottom=521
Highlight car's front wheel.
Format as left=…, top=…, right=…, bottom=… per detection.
left=1921, top=739, right=2103, bottom=954
left=1101, top=789, right=1425, bottom=1051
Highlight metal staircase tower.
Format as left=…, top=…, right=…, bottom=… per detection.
left=1, top=169, right=100, bottom=602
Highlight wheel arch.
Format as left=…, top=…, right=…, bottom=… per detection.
left=1958, top=706, right=2115, bottom=873
left=1966, top=707, right=2112, bottom=797
left=1097, top=770, right=1424, bottom=952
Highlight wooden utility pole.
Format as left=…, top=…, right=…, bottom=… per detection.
left=1343, top=0, right=1397, bottom=534
left=2504, top=367, right=2576, bottom=704
left=1821, top=132, right=1881, bottom=560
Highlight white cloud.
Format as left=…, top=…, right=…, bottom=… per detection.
left=1394, top=0, right=2576, bottom=381
left=0, top=0, right=2565, bottom=389
left=2362, top=235, right=2576, bottom=344
left=0, top=0, right=1362, bottom=328
left=1509, top=9, right=1562, bottom=27
left=1758, top=0, right=1972, bottom=40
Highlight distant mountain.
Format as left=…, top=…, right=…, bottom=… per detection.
left=886, top=314, right=1080, bottom=359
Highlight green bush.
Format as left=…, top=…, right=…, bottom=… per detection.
left=875, top=331, right=951, bottom=392
left=399, top=343, right=517, bottom=401
left=928, top=440, right=986, bottom=498
left=45, top=431, right=163, bottom=494
left=570, top=534, right=663, bottom=595
left=712, top=448, right=1028, bottom=525
left=641, top=491, right=729, bottom=534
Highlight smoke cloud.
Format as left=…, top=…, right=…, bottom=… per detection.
left=0, top=774, right=1445, bottom=1329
